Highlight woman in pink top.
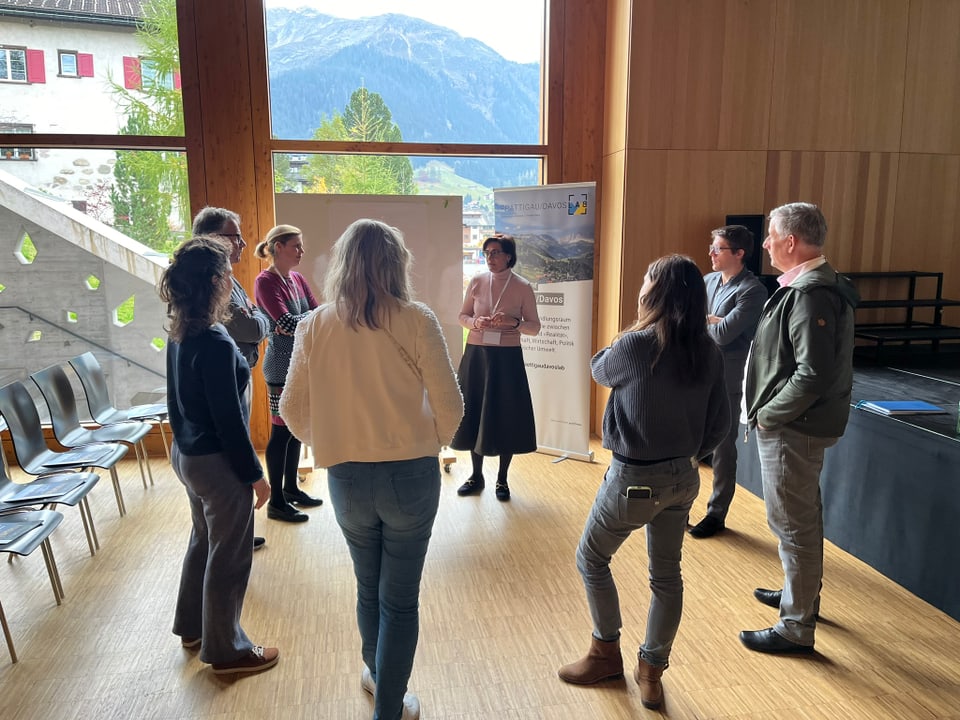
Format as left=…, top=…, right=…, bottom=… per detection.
left=254, top=224, right=321, bottom=523
left=451, top=234, right=541, bottom=500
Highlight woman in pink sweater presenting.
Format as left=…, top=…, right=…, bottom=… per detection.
left=452, top=234, right=541, bottom=501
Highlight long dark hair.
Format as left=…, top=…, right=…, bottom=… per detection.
left=619, top=254, right=711, bottom=381
left=158, top=236, right=232, bottom=342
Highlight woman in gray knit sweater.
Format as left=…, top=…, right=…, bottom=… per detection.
left=558, top=255, right=729, bottom=709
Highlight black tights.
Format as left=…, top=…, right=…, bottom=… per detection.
left=470, top=451, right=513, bottom=483
left=266, top=424, right=301, bottom=506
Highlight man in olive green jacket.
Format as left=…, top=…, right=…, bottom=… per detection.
left=739, top=202, right=858, bottom=655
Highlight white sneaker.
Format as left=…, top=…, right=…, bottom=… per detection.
left=361, top=665, right=376, bottom=695
left=360, top=667, right=420, bottom=719
left=402, top=693, right=420, bottom=720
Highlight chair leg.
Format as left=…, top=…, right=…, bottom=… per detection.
left=39, top=539, right=64, bottom=604
left=109, top=466, right=126, bottom=517
left=133, top=441, right=148, bottom=489
left=78, top=496, right=99, bottom=556
left=140, top=439, right=155, bottom=486
left=158, top=421, right=171, bottom=462
left=0, top=599, right=17, bottom=663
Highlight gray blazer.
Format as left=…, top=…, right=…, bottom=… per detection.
left=224, top=276, right=271, bottom=368
left=704, top=268, right=767, bottom=393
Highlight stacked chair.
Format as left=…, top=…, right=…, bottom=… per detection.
left=31, top=364, right=155, bottom=489
left=0, top=507, right=65, bottom=663
left=0, top=381, right=128, bottom=520
left=68, top=352, right=170, bottom=461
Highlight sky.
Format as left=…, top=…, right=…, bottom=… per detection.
left=265, top=0, right=545, bottom=64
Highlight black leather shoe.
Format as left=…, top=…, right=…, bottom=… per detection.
left=688, top=515, right=725, bottom=538
left=253, top=536, right=266, bottom=551
left=495, top=481, right=510, bottom=501
left=754, top=587, right=782, bottom=608
left=267, top=502, right=309, bottom=523
left=457, top=475, right=484, bottom=496
left=739, top=628, right=814, bottom=654
left=283, top=488, right=323, bottom=507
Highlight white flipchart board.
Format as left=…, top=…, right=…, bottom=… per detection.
left=274, top=193, right=464, bottom=366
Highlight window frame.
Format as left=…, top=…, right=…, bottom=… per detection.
left=0, top=123, right=36, bottom=161
left=0, top=46, right=28, bottom=82
left=58, top=49, right=79, bottom=77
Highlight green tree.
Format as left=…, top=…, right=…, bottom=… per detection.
left=109, top=0, right=187, bottom=251
left=301, top=87, right=416, bottom=195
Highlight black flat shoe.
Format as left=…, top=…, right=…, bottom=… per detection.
left=253, top=536, right=266, bottom=551
left=739, top=628, right=814, bottom=654
left=457, top=475, right=484, bottom=496
left=753, top=587, right=782, bottom=608
left=283, top=488, right=323, bottom=507
left=688, top=515, right=725, bottom=538
left=495, top=481, right=510, bottom=501
left=267, top=502, right=309, bottom=523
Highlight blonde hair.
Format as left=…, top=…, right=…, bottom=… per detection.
left=323, top=219, right=413, bottom=330
left=255, top=224, right=302, bottom=262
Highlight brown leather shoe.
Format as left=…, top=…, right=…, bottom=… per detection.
left=557, top=636, right=624, bottom=684
left=211, top=645, right=279, bottom=675
left=634, top=656, right=667, bottom=709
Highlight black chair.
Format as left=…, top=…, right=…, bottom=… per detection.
left=31, top=364, right=155, bottom=489
left=68, top=352, right=170, bottom=461
left=0, top=381, right=130, bottom=517
left=0, top=440, right=101, bottom=557
left=0, top=508, right=66, bottom=663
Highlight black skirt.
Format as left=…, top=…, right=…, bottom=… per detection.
left=451, top=344, right=537, bottom=456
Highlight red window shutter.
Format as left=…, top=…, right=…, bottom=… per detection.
left=123, top=56, right=141, bottom=89
left=173, top=71, right=181, bottom=89
left=78, top=53, right=94, bottom=77
left=26, top=49, right=46, bottom=83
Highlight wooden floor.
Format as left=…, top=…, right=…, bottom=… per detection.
left=1, top=444, right=959, bottom=719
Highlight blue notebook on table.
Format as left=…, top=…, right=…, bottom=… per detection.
left=856, top=400, right=947, bottom=416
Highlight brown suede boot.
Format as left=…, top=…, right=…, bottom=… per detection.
left=557, top=636, right=624, bottom=684
left=634, top=655, right=667, bottom=709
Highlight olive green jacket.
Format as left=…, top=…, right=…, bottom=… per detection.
left=744, top=262, right=859, bottom=438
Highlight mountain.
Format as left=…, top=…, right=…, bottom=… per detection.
left=266, top=9, right=541, bottom=188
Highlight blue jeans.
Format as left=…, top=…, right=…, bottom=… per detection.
left=576, top=456, right=700, bottom=668
left=327, top=456, right=441, bottom=720
left=756, top=426, right=836, bottom=645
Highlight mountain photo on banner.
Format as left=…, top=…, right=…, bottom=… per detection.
left=266, top=8, right=540, bottom=189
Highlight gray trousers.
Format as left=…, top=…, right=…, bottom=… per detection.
left=705, top=391, right=742, bottom=520
left=756, top=426, right=836, bottom=646
left=171, top=443, right=255, bottom=664
left=576, top=456, right=700, bottom=667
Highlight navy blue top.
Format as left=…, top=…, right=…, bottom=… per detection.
left=166, top=323, right=263, bottom=484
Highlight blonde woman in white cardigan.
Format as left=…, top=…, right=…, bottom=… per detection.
left=280, top=219, right=462, bottom=720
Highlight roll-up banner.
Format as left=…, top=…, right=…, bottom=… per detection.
left=494, top=182, right=596, bottom=463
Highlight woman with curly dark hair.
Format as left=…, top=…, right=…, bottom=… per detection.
left=160, top=236, right=277, bottom=676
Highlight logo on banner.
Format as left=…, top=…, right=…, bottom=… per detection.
left=568, top=193, right=588, bottom=216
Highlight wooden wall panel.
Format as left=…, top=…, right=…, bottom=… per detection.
left=627, top=0, right=775, bottom=150
left=180, top=0, right=271, bottom=448
left=603, top=0, right=631, bottom=158
left=621, top=150, right=767, bottom=316
left=762, top=151, right=899, bottom=274
left=892, top=154, right=960, bottom=325
left=769, top=0, right=909, bottom=151
left=901, top=0, right=960, bottom=154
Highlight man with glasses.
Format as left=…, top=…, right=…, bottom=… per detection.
left=688, top=225, right=767, bottom=539
left=192, top=206, right=271, bottom=550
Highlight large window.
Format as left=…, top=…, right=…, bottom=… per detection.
left=0, top=46, right=27, bottom=81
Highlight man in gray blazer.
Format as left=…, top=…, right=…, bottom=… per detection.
left=192, top=206, right=271, bottom=550
left=688, top=225, right=767, bottom=539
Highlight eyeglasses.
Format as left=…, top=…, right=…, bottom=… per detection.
left=218, top=233, right=244, bottom=243
left=483, top=249, right=505, bottom=259
left=708, top=245, right=735, bottom=255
